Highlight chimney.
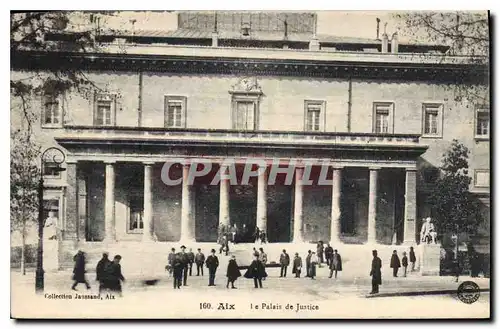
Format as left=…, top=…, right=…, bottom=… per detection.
left=376, top=18, right=381, bottom=40
left=381, top=23, right=388, bottom=53
left=391, top=32, right=398, bottom=53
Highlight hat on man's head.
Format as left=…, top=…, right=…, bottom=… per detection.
left=211, top=249, right=216, bottom=253
left=180, top=245, right=186, bottom=249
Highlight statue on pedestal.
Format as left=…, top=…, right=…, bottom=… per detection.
left=420, top=217, right=437, bottom=244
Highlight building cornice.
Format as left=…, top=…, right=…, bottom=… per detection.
left=11, top=45, right=487, bottom=83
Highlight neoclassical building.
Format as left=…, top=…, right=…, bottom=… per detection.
left=11, top=12, right=490, bottom=268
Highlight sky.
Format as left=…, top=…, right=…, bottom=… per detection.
left=94, top=11, right=402, bottom=40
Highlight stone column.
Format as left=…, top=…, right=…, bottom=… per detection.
left=256, top=165, right=268, bottom=234
left=404, top=168, right=418, bottom=244
left=367, top=167, right=380, bottom=244
left=180, top=163, right=195, bottom=242
left=330, top=166, right=342, bottom=244
left=218, top=163, right=230, bottom=228
left=104, top=161, right=116, bottom=242
left=64, top=161, right=78, bottom=240
left=292, top=167, right=304, bottom=243
left=143, top=162, right=154, bottom=241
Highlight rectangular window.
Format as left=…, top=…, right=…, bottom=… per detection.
left=475, top=109, right=489, bottom=139
left=474, top=170, right=490, bottom=187
left=42, top=95, right=61, bottom=127
left=304, top=101, right=324, bottom=132
left=127, top=196, right=144, bottom=233
left=422, top=103, right=443, bottom=137
left=233, top=100, right=256, bottom=130
left=373, top=102, right=394, bottom=134
left=94, top=94, right=115, bottom=126
left=165, top=96, right=187, bottom=128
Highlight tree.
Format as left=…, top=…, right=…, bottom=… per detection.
left=427, top=140, right=482, bottom=278
left=395, top=11, right=489, bottom=104
left=10, top=11, right=113, bottom=273
left=10, top=129, right=40, bottom=275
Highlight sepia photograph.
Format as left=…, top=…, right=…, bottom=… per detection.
left=9, top=9, right=490, bottom=319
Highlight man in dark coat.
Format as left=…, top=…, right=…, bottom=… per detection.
left=244, top=254, right=267, bottom=288
left=226, top=255, right=241, bottom=288
left=96, top=252, right=111, bottom=293
left=292, top=253, right=303, bottom=278
left=305, top=250, right=312, bottom=277
left=409, top=246, right=416, bottom=272
left=370, top=250, right=382, bottom=294
left=324, top=243, right=334, bottom=267
left=402, top=251, right=409, bottom=277
left=279, top=249, right=291, bottom=277
left=219, top=235, right=229, bottom=256
left=317, top=241, right=324, bottom=264
left=71, top=250, right=90, bottom=290
left=106, top=255, right=125, bottom=296
left=187, top=248, right=195, bottom=276
left=167, top=247, right=176, bottom=277
left=329, top=249, right=343, bottom=279
left=205, top=249, right=219, bottom=286
left=390, top=250, right=401, bottom=277
left=195, top=248, right=205, bottom=276
left=172, top=253, right=184, bottom=289
left=178, top=245, right=189, bottom=286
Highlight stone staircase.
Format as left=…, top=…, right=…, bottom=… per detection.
left=55, top=241, right=424, bottom=280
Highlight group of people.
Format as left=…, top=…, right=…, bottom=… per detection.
left=371, top=247, right=417, bottom=294
left=167, top=246, right=219, bottom=288
left=278, top=246, right=343, bottom=280
left=218, top=224, right=267, bottom=255
left=71, top=250, right=125, bottom=296
left=167, top=245, right=268, bottom=289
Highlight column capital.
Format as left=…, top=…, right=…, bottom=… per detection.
left=369, top=166, right=382, bottom=171
left=405, top=167, right=418, bottom=172
left=103, top=160, right=116, bottom=164
left=330, top=164, right=344, bottom=170
left=143, top=161, right=156, bottom=166
left=65, top=159, right=78, bottom=164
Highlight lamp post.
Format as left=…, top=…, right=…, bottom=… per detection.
left=35, top=147, right=65, bottom=293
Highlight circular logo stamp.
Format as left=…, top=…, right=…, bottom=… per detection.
left=457, top=281, right=480, bottom=304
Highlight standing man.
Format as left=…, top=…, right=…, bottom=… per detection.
left=259, top=248, right=268, bottom=279
left=71, top=250, right=91, bottom=291
left=329, top=249, right=343, bottom=279
left=187, top=248, right=195, bottom=276
left=305, top=250, right=312, bottom=278
left=309, top=252, right=318, bottom=279
left=409, top=246, right=416, bottom=272
left=244, top=253, right=267, bottom=288
left=390, top=250, right=401, bottom=277
left=195, top=248, right=205, bottom=276
left=167, top=248, right=176, bottom=277
left=292, top=252, right=303, bottom=278
left=172, top=253, right=183, bottom=289
left=370, top=250, right=382, bottom=294
left=316, top=241, right=324, bottom=265
left=226, top=255, right=241, bottom=289
left=324, top=243, right=334, bottom=267
left=401, top=251, right=408, bottom=277
left=279, top=249, right=290, bottom=278
left=205, top=249, right=219, bottom=286
left=179, top=245, right=189, bottom=286
left=219, top=235, right=229, bottom=256
left=96, top=252, right=111, bottom=293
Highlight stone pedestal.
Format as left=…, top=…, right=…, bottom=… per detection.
left=418, top=243, right=441, bottom=276
left=44, top=240, right=59, bottom=272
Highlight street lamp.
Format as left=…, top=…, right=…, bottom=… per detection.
left=36, top=147, right=66, bottom=293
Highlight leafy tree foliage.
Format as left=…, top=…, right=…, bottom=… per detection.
left=427, top=140, right=483, bottom=237
left=395, top=11, right=489, bottom=104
